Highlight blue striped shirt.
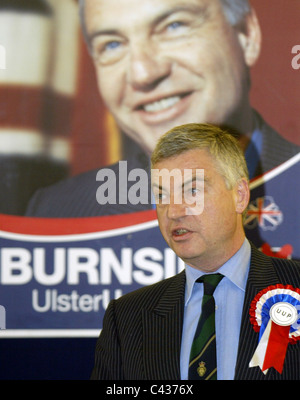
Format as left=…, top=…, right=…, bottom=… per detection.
left=180, top=239, right=251, bottom=380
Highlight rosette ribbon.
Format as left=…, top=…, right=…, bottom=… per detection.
left=249, top=284, right=300, bottom=374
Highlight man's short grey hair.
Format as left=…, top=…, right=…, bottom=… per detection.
left=79, top=0, right=251, bottom=47
left=151, top=123, right=249, bottom=190
left=79, top=0, right=88, bottom=46
left=220, top=0, right=251, bottom=26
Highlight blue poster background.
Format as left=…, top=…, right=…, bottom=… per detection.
left=0, top=217, right=184, bottom=333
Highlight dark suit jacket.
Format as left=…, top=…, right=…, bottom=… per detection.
left=90, top=245, right=300, bottom=380
left=25, top=112, right=299, bottom=218
left=25, top=154, right=151, bottom=217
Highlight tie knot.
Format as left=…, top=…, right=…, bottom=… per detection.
left=197, top=273, right=224, bottom=296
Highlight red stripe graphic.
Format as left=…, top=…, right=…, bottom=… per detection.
left=0, top=85, right=45, bottom=129
left=0, top=210, right=157, bottom=236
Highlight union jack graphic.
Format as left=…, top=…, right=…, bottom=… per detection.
left=244, top=196, right=283, bottom=231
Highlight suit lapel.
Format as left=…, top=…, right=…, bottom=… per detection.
left=234, top=245, right=281, bottom=379
left=142, top=271, right=186, bottom=380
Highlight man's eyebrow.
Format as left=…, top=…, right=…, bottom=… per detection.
left=182, top=174, right=207, bottom=188
left=150, top=4, right=209, bottom=27
left=88, top=29, right=121, bottom=45
left=152, top=183, right=163, bottom=191
left=152, top=174, right=207, bottom=190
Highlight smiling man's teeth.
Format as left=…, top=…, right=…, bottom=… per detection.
left=144, top=96, right=181, bottom=112
left=175, top=229, right=189, bottom=235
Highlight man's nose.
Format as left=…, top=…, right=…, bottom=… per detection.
left=166, top=198, right=187, bottom=220
left=127, top=42, right=172, bottom=90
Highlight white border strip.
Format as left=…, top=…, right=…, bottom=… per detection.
left=0, top=218, right=159, bottom=242
left=250, top=152, right=300, bottom=190
left=0, top=329, right=100, bottom=338
left=0, top=129, right=45, bottom=155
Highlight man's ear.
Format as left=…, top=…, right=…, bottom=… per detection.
left=237, top=8, right=262, bottom=67
left=235, top=178, right=250, bottom=215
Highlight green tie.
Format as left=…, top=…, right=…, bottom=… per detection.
left=188, top=273, right=224, bottom=380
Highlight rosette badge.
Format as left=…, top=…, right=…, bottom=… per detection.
left=249, top=284, right=300, bottom=374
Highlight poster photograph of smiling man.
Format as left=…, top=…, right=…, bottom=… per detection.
left=0, top=0, right=299, bottom=380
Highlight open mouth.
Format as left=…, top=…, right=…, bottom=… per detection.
left=172, top=228, right=190, bottom=237
left=143, top=95, right=181, bottom=112
left=139, top=93, right=191, bottom=113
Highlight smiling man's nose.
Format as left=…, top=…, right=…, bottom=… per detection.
left=127, top=43, right=172, bottom=90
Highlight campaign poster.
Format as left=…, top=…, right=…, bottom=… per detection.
left=0, top=0, right=299, bottom=379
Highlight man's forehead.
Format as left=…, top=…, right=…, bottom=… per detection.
left=84, top=0, right=216, bottom=31
left=151, top=148, right=220, bottom=189
left=151, top=167, right=205, bottom=183
left=85, top=0, right=212, bottom=12
left=152, top=148, right=213, bottom=169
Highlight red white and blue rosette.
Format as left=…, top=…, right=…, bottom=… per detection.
left=249, top=284, right=300, bottom=374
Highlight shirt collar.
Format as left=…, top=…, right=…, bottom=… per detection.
left=184, top=238, right=251, bottom=306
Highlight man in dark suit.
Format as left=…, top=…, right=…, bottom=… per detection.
left=91, top=124, right=300, bottom=380
left=25, top=0, right=299, bottom=218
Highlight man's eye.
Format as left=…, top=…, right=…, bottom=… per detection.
left=185, top=187, right=202, bottom=198
left=167, top=21, right=185, bottom=32
left=91, top=38, right=125, bottom=65
left=186, top=187, right=197, bottom=194
left=154, top=193, right=166, bottom=203
left=105, top=41, right=121, bottom=51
